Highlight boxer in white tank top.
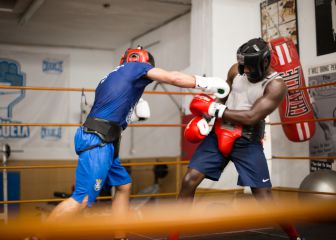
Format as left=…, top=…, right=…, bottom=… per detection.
left=176, top=38, right=304, bottom=240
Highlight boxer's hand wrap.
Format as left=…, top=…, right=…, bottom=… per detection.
left=184, top=116, right=211, bottom=143
left=190, top=94, right=227, bottom=118
left=194, top=75, right=230, bottom=99
left=130, top=98, right=150, bottom=122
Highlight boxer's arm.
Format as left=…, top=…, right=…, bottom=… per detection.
left=226, top=63, right=238, bottom=87
left=146, top=68, right=230, bottom=98
left=146, top=68, right=196, bottom=88
left=223, top=78, right=287, bottom=125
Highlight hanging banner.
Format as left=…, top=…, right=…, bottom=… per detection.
left=0, top=50, right=70, bottom=159
left=308, top=63, right=336, bottom=171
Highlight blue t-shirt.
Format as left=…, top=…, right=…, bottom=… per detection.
left=88, top=62, right=154, bottom=129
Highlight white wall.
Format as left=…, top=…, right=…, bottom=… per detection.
left=0, top=44, right=114, bottom=159
left=212, top=0, right=261, bottom=78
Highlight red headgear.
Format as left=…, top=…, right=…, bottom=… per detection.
left=119, top=46, right=155, bottom=66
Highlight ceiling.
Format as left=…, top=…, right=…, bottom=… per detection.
left=0, top=0, right=191, bottom=50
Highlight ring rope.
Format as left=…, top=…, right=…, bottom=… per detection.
left=0, top=160, right=190, bottom=170
left=1, top=81, right=335, bottom=93
left=0, top=117, right=335, bottom=127
left=1, top=155, right=333, bottom=171
left=272, top=156, right=336, bottom=160
left=2, top=155, right=334, bottom=171
left=0, top=85, right=200, bottom=95
left=272, top=187, right=336, bottom=196
left=0, top=193, right=177, bottom=204
left=268, top=117, right=336, bottom=126
left=292, top=81, right=336, bottom=91
left=0, top=189, right=244, bottom=205
left=1, top=188, right=334, bottom=205
left=0, top=123, right=186, bottom=127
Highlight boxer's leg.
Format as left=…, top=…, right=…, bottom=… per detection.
left=107, top=156, right=132, bottom=240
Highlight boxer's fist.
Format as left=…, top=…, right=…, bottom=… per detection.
left=184, top=116, right=210, bottom=143
left=190, top=94, right=227, bottom=118
left=130, top=98, right=150, bottom=122
left=194, top=75, right=230, bottom=98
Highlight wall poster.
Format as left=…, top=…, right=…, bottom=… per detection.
left=308, top=63, right=336, bottom=172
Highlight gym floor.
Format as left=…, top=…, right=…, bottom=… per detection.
left=125, top=221, right=336, bottom=239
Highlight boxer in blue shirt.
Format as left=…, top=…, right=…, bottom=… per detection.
left=47, top=46, right=230, bottom=240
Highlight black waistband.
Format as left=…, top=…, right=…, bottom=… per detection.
left=242, top=120, right=265, bottom=142
left=80, top=117, right=122, bottom=158
left=83, top=117, right=122, bottom=143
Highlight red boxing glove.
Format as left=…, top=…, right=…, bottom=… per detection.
left=184, top=116, right=211, bottom=143
left=214, top=119, right=242, bottom=156
left=189, top=94, right=227, bottom=118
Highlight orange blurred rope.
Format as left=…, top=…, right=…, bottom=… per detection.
left=1, top=198, right=335, bottom=239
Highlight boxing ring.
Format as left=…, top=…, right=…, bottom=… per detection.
left=0, top=81, right=336, bottom=239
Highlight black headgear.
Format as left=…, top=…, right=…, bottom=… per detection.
left=120, top=45, right=155, bottom=66
left=237, top=38, right=271, bottom=83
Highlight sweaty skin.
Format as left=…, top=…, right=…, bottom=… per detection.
left=221, top=63, right=288, bottom=125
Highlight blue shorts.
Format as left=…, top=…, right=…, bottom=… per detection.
left=189, top=131, right=271, bottom=188
left=71, top=127, right=131, bottom=206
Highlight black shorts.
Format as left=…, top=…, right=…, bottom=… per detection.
left=189, top=132, right=272, bottom=188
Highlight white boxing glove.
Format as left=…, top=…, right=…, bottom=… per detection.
left=130, top=98, right=150, bottom=122
left=194, top=75, right=230, bottom=99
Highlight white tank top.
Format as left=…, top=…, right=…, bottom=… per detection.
left=225, top=72, right=280, bottom=110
